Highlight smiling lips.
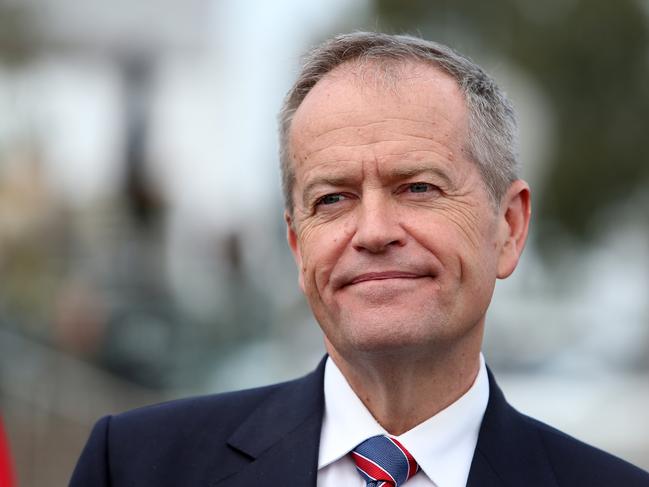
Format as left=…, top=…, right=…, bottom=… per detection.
left=348, top=271, right=429, bottom=286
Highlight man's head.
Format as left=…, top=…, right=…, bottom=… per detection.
left=281, top=32, right=530, bottom=362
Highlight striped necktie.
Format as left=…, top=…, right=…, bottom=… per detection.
left=351, top=434, right=420, bottom=486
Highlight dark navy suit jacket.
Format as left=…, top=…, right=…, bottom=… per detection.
left=70, top=358, right=649, bottom=486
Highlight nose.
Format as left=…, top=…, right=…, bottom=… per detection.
left=350, top=194, right=407, bottom=253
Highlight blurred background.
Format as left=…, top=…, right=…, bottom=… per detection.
left=0, top=0, right=647, bottom=485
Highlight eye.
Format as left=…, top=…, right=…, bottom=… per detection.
left=316, top=193, right=347, bottom=206
left=406, top=182, right=438, bottom=194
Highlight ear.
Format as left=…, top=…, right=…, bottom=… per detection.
left=496, top=180, right=531, bottom=279
left=285, top=211, right=305, bottom=293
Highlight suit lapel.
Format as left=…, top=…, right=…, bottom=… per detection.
left=465, top=449, right=507, bottom=487
left=466, top=370, right=559, bottom=487
left=215, top=358, right=326, bottom=486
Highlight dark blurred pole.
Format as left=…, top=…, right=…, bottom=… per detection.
left=94, top=54, right=179, bottom=389
left=120, top=54, right=163, bottom=227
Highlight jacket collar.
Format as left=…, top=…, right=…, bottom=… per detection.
left=220, top=356, right=327, bottom=486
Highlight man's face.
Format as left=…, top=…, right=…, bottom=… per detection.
left=286, top=61, right=526, bottom=359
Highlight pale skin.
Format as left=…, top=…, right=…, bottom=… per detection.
left=285, top=61, right=531, bottom=435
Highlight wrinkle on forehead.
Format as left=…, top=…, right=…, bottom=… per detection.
left=303, top=117, right=458, bottom=157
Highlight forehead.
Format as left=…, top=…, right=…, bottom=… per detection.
left=289, top=60, right=468, bottom=161
left=288, top=60, right=470, bottom=186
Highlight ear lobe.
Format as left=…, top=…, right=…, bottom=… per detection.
left=497, top=180, right=531, bottom=279
left=285, top=211, right=305, bottom=292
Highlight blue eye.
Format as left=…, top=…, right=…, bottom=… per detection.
left=317, top=193, right=346, bottom=205
left=409, top=182, right=434, bottom=193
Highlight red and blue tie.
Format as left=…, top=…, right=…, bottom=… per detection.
left=351, top=435, right=420, bottom=486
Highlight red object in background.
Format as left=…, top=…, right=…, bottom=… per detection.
left=0, top=416, right=15, bottom=487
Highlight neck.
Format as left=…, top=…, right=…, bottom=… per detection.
left=326, top=329, right=483, bottom=435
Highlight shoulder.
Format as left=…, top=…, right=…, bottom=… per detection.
left=70, top=361, right=327, bottom=486
left=520, top=412, right=649, bottom=485
left=70, top=371, right=324, bottom=486
left=479, top=370, right=649, bottom=486
left=102, top=356, right=327, bottom=446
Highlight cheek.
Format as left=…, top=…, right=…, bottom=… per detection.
left=406, top=210, right=498, bottom=277
left=298, top=226, right=349, bottom=292
left=442, top=203, right=498, bottom=251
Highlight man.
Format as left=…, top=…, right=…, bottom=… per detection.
left=70, top=32, right=649, bottom=486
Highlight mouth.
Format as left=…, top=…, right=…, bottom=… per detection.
left=347, top=271, right=429, bottom=286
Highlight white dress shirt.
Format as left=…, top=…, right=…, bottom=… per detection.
left=317, top=354, right=489, bottom=487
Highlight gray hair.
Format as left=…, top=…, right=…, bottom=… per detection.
left=279, top=31, right=519, bottom=214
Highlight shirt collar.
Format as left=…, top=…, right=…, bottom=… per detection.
left=318, top=354, right=489, bottom=487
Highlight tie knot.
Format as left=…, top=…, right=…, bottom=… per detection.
left=351, top=435, right=419, bottom=487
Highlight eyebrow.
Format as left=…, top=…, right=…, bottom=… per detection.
left=302, top=173, right=358, bottom=207
left=300, top=162, right=455, bottom=207
left=386, top=164, right=454, bottom=188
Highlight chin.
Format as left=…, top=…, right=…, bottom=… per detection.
left=323, top=306, right=483, bottom=358
left=329, top=313, right=446, bottom=355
